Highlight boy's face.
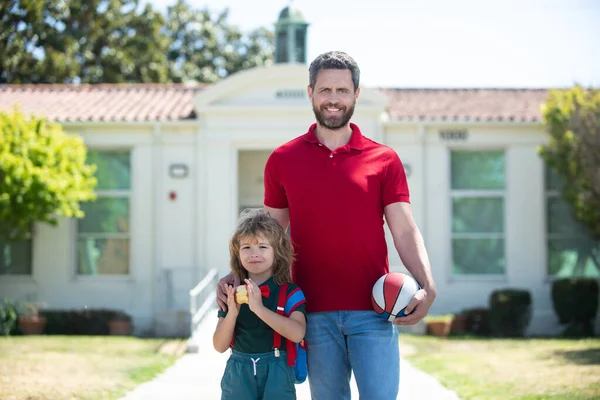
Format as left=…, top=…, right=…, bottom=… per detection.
left=239, top=234, right=275, bottom=281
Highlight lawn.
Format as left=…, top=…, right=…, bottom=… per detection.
left=0, top=336, right=185, bottom=400
left=400, top=334, right=600, bottom=400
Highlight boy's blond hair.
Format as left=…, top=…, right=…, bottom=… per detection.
left=229, top=208, right=294, bottom=285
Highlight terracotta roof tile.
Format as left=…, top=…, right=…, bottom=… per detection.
left=378, top=88, right=549, bottom=122
left=0, top=84, right=206, bottom=122
left=0, top=84, right=550, bottom=123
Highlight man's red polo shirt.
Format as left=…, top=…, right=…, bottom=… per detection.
left=264, top=123, right=410, bottom=313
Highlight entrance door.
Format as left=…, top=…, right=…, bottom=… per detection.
left=238, top=150, right=271, bottom=214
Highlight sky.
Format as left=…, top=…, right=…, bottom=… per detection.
left=145, top=0, right=600, bottom=88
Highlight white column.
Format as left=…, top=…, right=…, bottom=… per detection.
left=205, top=136, right=238, bottom=278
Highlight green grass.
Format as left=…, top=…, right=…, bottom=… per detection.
left=400, top=334, right=600, bottom=400
left=0, top=336, right=183, bottom=400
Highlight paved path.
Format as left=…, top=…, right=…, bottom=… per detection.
left=121, top=312, right=460, bottom=400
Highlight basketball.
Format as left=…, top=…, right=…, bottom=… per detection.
left=371, top=272, right=421, bottom=322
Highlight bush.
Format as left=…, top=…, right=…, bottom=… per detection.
left=489, top=289, right=532, bottom=337
left=40, top=309, right=126, bottom=335
left=0, top=299, right=19, bottom=335
left=0, top=303, right=131, bottom=336
left=110, top=310, right=132, bottom=322
left=463, top=307, right=490, bottom=336
left=551, top=278, right=599, bottom=337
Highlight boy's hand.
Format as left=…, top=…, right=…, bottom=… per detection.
left=245, top=278, right=266, bottom=315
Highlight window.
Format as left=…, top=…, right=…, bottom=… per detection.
left=546, top=168, right=599, bottom=277
left=77, top=151, right=131, bottom=275
left=275, top=31, right=288, bottom=63
left=0, top=239, right=32, bottom=275
left=451, top=151, right=505, bottom=275
left=295, top=28, right=306, bottom=62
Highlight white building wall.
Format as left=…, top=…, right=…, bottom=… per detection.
left=4, top=65, right=597, bottom=337
left=157, top=144, right=196, bottom=306
left=205, top=134, right=239, bottom=278
left=384, top=126, right=424, bottom=270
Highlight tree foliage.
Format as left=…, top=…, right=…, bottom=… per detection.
left=0, top=107, right=97, bottom=241
left=1, top=0, right=274, bottom=84
left=165, top=0, right=273, bottom=83
left=539, top=86, right=600, bottom=240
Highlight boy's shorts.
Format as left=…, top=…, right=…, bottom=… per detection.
left=221, top=349, right=296, bottom=400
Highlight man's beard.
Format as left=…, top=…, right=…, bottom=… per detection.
left=312, top=101, right=355, bottom=130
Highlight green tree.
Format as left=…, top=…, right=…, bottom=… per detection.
left=0, top=0, right=53, bottom=83
left=164, top=0, right=274, bottom=83
left=60, top=0, right=170, bottom=83
left=540, top=86, right=600, bottom=239
left=540, top=86, right=600, bottom=276
left=1, top=0, right=170, bottom=83
left=2, top=0, right=274, bottom=84
left=0, top=107, right=97, bottom=241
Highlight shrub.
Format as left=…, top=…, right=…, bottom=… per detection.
left=489, top=289, right=532, bottom=337
left=551, top=278, right=599, bottom=337
left=463, top=307, right=490, bottom=336
left=40, top=309, right=125, bottom=335
left=0, top=299, right=19, bottom=335
left=110, top=310, right=132, bottom=322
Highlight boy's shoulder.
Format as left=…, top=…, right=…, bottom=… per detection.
left=286, top=281, right=302, bottom=290
left=279, top=282, right=306, bottom=315
left=280, top=281, right=303, bottom=295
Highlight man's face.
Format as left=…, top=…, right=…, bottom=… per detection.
left=308, top=69, right=359, bottom=130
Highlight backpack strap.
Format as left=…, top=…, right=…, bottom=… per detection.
left=272, top=283, right=288, bottom=351
left=273, top=283, right=307, bottom=367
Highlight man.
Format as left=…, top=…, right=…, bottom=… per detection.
left=217, top=51, right=436, bottom=400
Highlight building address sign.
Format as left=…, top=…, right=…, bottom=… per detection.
left=439, top=129, right=468, bottom=141
left=275, top=89, right=305, bottom=99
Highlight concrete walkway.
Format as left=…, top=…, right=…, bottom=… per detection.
left=121, top=312, right=460, bottom=400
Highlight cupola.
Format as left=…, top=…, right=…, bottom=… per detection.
left=274, top=2, right=309, bottom=63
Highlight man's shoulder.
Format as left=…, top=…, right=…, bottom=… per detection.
left=273, top=133, right=308, bottom=154
left=361, top=136, right=398, bottom=156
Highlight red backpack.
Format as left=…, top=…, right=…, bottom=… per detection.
left=273, top=283, right=308, bottom=384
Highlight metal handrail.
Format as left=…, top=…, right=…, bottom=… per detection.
left=189, top=268, right=219, bottom=337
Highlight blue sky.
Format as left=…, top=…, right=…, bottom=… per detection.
left=145, top=0, right=600, bottom=88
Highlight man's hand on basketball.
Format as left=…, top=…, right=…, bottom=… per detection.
left=392, top=288, right=432, bottom=326
left=217, top=272, right=240, bottom=311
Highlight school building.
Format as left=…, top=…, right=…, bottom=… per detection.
left=0, top=4, right=598, bottom=337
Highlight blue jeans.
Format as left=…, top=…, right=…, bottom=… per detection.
left=306, top=311, right=399, bottom=400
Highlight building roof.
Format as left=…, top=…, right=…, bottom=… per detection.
left=0, top=84, right=206, bottom=122
left=0, top=84, right=549, bottom=123
left=380, top=88, right=548, bottom=122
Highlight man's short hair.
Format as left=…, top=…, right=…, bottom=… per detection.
left=308, top=51, right=360, bottom=92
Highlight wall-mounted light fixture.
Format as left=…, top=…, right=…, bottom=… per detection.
left=169, top=163, right=189, bottom=179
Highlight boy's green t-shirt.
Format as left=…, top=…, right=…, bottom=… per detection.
left=217, top=277, right=306, bottom=354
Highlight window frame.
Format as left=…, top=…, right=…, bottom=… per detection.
left=0, top=238, right=33, bottom=277
left=74, top=149, right=133, bottom=280
left=449, top=148, right=508, bottom=279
